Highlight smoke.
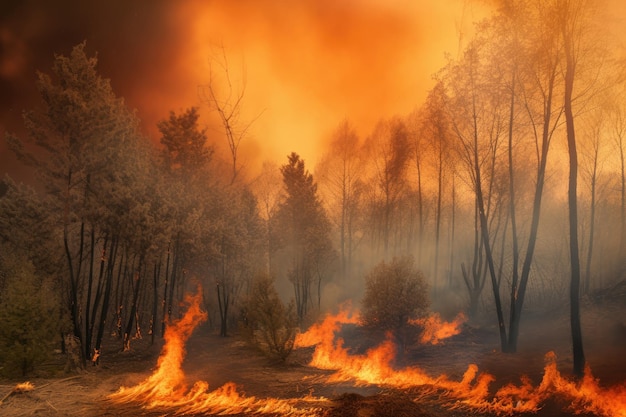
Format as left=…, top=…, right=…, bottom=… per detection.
left=1, top=0, right=487, bottom=180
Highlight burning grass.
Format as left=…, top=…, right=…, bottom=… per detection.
left=105, top=292, right=626, bottom=416
left=108, top=288, right=323, bottom=416
left=299, top=308, right=626, bottom=417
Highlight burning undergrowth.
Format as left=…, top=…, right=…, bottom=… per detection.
left=108, top=292, right=626, bottom=417
left=108, top=288, right=324, bottom=416
left=295, top=306, right=626, bottom=416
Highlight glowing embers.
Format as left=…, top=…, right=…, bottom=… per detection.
left=109, top=289, right=310, bottom=415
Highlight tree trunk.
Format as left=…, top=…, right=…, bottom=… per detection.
left=433, top=141, right=443, bottom=299
left=84, top=225, right=96, bottom=361
left=584, top=148, right=598, bottom=294
left=564, top=29, right=585, bottom=378
left=94, top=236, right=117, bottom=361
left=123, top=258, right=144, bottom=351
left=507, top=62, right=556, bottom=353
left=161, top=241, right=171, bottom=336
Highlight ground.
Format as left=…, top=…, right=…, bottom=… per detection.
left=0, top=298, right=624, bottom=417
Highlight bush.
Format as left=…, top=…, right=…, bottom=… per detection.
left=0, top=250, right=60, bottom=377
left=361, top=256, right=429, bottom=330
left=240, top=275, right=297, bottom=361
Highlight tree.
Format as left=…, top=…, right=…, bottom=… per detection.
left=7, top=42, right=144, bottom=364
left=580, top=104, right=607, bottom=294
left=158, top=107, right=212, bottom=179
left=361, top=256, right=429, bottom=330
left=274, top=153, right=334, bottom=322
left=363, top=118, right=411, bottom=257
left=444, top=35, right=508, bottom=350
left=316, top=119, right=364, bottom=281
left=251, top=161, right=283, bottom=276
left=0, top=247, right=59, bottom=377
left=422, top=81, right=453, bottom=296
left=199, top=46, right=258, bottom=184
left=493, top=0, right=564, bottom=354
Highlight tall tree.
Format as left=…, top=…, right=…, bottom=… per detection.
left=316, top=120, right=364, bottom=281
left=363, top=118, right=410, bottom=257
left=274, top=153, right=334, bottom=322
left=7, top=42, right=143, bottom=363
left=422, top=81, right=452, bottom=297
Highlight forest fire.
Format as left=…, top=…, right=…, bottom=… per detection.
left=109, top=289, right=315, bottom=415
left=296, top=310, right=626, bottom=416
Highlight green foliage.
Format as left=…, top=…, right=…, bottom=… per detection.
left=241, top=275, right=297, bottom=362
left=361, top=256, right=429, bottom=330
left=0, top=249, right=60, bottom=378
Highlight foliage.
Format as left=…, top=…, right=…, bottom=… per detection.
left=0, top=248, right=60, bottom=377
left=361, top=256, right=429, bottom=330
left=241, top=275, right=297, bottom=362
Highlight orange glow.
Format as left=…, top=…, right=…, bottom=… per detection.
left=109, top=288, right=316, bottom=415
left=127, top=1, right=492, bottom=173
left=409, top=312, right=467, bottom=345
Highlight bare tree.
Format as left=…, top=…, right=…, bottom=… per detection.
left=316, top=120, right=364, bottom=281
left=199, top=46, right=260, bottom=184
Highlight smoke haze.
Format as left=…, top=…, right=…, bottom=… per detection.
left=0, top=0, right=488, bottom=178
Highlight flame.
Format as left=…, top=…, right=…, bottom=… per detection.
left=294, top=303, right=359, bottom=348
left=109, top=288, right=318, bottom=415
left=298, top=310, right=626, bottom=416
left=409, top=312, right=467, bottom=345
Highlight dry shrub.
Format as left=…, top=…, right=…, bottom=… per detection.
left=361, top=256, right=429, bottom=330
left=240, top=275, right=298, bottom=361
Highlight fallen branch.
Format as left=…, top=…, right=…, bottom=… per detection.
left=0, top=382, right=35, bottom=404
left=0, top=375, right=83, bottom=406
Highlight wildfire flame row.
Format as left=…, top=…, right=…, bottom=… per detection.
left=110, top=291, right=626, bottom=416
left=109, top=290, right=317, bottom=416
left=295, top=306, right=626, bottom=416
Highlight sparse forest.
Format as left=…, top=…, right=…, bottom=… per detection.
left=1, top=0, right=626, bottom=416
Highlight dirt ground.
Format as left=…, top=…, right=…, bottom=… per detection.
left=0, top=299, right=624, bottom=417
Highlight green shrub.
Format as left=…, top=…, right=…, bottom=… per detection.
left=361, top=256, right=429, bottom=330
left=240, top=275, right=297, bottom=362
left=0, top=250, right=59, bottom=377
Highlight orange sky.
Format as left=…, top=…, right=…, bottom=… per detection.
left=3, top=0, right=625, bottom=180
left=130, top=0, right=489, bottom=172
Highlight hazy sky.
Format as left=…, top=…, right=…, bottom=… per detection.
left=0, top=0, right=493, bottom=180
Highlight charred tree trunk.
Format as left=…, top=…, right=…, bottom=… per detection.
left=507, top=62, right=556, bottom=353
left=124, top=257, right=144, bottom=350
left=564, top=29, right=585, bottom=378
left=94, top=236, right=117, bottom=362
left=84, top=225, right=96, bottom=361
left=151, top=258, right=161, bottom=345
left=161, top=241, right=171, bottom=336
left=584, top=144, right=598, bottom=294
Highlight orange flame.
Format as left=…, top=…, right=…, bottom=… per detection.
left=409, top=312, right=467, bottom=345
left=298, top=309, right=626, bottom=416
left=109, top=288, right=318, bottom=415
left=294, top=303, right=359, bottom=349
